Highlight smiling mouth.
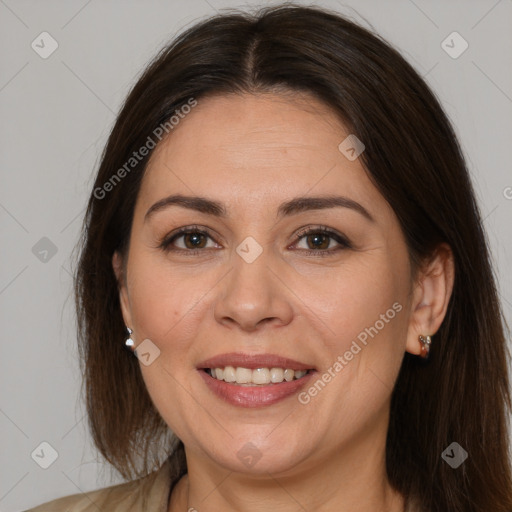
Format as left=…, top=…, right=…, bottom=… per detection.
left=201, top=366, right=314, bottom=386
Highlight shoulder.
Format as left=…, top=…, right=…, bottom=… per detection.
left=24, top=459, right=173, bottom=512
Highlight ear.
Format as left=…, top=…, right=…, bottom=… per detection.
left=405, top=243, right=455, bottom=356
left=112, top=251, right=133, bottom=329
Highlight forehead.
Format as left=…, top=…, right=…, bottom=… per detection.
left=138, top=92, right=388, bottom=220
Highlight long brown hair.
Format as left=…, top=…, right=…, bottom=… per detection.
left=74, top=4, right=512, bottom=510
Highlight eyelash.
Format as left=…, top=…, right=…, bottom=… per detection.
left=158, top=224, right=351, bottom=257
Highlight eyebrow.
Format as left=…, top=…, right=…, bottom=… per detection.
left=144, top=194, right=375, bottom=223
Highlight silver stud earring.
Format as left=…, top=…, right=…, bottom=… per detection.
left=419, top=334, right=432, bottom=359
left=125, top=327, right=135, bottom=353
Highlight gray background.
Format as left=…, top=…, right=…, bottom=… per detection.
left=1, top=0, right=511, bottom=510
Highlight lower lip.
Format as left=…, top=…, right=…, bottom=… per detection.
left=198, top=369, right=316, bottom=408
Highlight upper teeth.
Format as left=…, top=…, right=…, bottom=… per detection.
left=207, top=367, right=309, bottom=385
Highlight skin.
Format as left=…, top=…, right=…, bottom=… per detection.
left=113, top=91, right=454, bottom=512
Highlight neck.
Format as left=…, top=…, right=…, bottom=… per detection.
left=170, top=468, right=404, bottom=512
left=168, top=415, right=405, bottom=512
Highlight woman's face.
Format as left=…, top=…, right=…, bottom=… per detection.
left=114, top=92, right=420, bottom=475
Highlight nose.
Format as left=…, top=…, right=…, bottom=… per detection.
left=213, top=247, right=294, bottom=332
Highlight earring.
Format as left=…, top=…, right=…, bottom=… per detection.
left=418, top=334, right=432, bottom=359
left=125, top=327, right=136, bottom=353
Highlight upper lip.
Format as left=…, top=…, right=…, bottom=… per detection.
left=197, top=352, right=315, bottom=371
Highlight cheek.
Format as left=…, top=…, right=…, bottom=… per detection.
left=293, top=256, right=407, bottom=347
left=293, top=257, right=410, bottom=410
left=327, top=260, right=409, bottom=394
left=126, top=250, right=220, bottom=356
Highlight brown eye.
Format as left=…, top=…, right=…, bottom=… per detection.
left=304, top=233, right=331, bottom=250
left=293, top=226, right=351, bottom=256
left=159, top=226, right=218, bottom=253
left=182, top=232, right=208, bottom=249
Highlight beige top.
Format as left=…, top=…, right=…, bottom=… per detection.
left=25, top=459, right=176, bottom=512
left=25, top=459, right=421, bottom=511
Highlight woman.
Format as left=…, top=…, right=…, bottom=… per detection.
left=27, top=4, right=512, bottom=512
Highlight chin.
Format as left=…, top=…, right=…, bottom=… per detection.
left=201, top=435, right=309, bottom=475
